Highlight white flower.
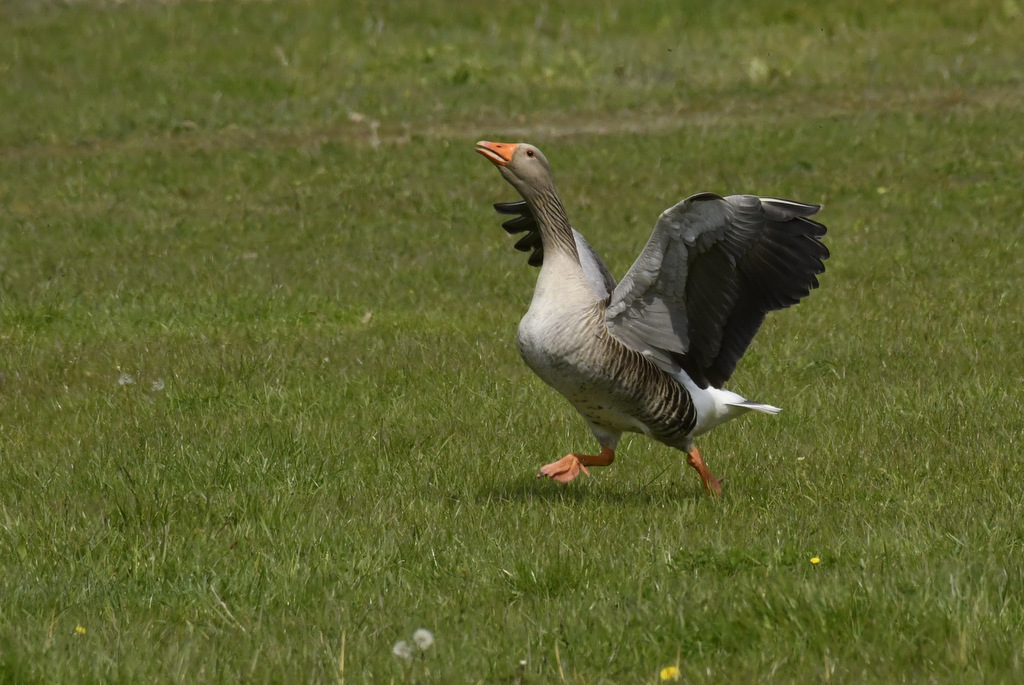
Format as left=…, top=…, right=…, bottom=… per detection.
left=392, top=640, right=413, bottom=661
left=412, top=628, right=434, bottom=651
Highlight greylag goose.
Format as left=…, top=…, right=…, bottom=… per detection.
left=475, top=141, right=828, bottom=495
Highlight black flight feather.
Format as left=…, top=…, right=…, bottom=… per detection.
left=494, top=201, right=544, bottom=267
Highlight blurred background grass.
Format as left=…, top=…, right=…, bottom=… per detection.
left=2, top=0, right=1023, bottom=682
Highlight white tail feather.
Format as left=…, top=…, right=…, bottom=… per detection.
left=675, top=371, right=783, bottom=436
left=727, top=400, right=781, bottom=415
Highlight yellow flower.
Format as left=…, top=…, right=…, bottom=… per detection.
left=75, top=626, right=86, bottom=636
left=810, top=557, right=821, bottom=564
left=660, top=666, right=681, bottom=681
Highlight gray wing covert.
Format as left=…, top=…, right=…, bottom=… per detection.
left=574, top=228, right=617, bottom=299
left=606, top=193, right=828, bottom=388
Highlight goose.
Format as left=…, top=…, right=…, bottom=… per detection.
left=475, top=140, right=828, bottom=495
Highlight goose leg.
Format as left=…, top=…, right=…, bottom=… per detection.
left=687, top=447, right=723, bottom=496
left=537, top=446, right=615, bottom=484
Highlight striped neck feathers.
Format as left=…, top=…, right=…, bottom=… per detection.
left=523, top=186, right=579, bottom=261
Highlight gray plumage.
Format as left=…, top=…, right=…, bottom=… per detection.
left=476, top=140, right=828, bottom=491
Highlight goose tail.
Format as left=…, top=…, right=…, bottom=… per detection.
left=726, top=399, right=781, bottom=415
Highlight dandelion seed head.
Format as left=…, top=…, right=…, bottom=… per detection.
left=413, top=628, right=434, bottom=651
left=151, top=378, right=165, bottom=392
left=392, top=640, right=413, bottom=661
left=118, top=372, right=135, bottom=386
left=746, top=57, right=770, bottom=84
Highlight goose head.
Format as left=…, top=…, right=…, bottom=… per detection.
left=475, top=141, right=553, bottom=201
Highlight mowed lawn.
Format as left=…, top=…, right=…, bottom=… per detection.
left=2, top=1, right=1024, bottom=682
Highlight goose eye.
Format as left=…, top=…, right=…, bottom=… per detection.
left=526, top=149, right=534, bottom=157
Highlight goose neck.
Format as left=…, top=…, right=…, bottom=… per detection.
left=528, top=188, right=578, bottom=260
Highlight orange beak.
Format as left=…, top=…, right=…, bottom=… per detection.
left=475, top=140, right=518, bottom=167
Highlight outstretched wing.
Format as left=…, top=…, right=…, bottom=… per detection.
left=493, top=200, right=617, bottom=299
left=605, top=193, right=828, bottom=388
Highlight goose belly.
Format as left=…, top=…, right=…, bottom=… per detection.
left=516, top=303, right=603, bottom=398
left=516, top=305, right=695, bottom=441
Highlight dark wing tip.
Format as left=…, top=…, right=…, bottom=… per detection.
left=683, top=195, right=830, bottom=387
left=514, top=232, right=541, bottom=253
left=760, top=197, right=821, bottom=218
left=494, top=200, right=528, bottom=215
left=501, top=214, right=535, bottom=235
left=492, top=200, right=543, bottom=268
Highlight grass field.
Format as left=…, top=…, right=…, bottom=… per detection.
left=2, top=0, right=1024, bottom=682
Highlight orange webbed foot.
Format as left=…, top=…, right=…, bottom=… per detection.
left=536, top=447, right=614, bottom=484
left=537, top=454, right=590, bottom=484
left=701, top=473, right=724, bottom=497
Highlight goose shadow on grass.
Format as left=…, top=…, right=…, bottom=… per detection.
left=474, top=469, right=716, bottom=507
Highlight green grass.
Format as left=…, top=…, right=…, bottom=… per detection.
left=2, top=0, right=1024, bottom=682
